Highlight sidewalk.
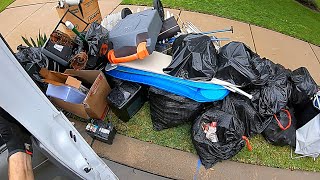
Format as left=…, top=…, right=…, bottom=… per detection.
left=1, top=0, right=320, bottom=179
left=73, top=120, right=320, bottom=180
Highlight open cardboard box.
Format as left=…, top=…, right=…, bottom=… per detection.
left=50, top=69, right=111, bottom=120
left=56, top=0, right=102, bottom=37
left=40, top=68, right=81, bottom=89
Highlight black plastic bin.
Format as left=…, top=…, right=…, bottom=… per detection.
left=107, top=81, right=146, bottom=122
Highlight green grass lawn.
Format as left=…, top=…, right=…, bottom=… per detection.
left=122, top=0, right=320, bottom=46
left=108, top=103, right=320, bottom=172
left=0, top=0, right=14, bottom=12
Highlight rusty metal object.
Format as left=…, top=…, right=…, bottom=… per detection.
left=70, top=52, right=88, bottom=70
left=50, top=30, right=74, bottom=47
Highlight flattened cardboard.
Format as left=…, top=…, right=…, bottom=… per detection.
left=84, top=73, right=110, bottom=119
left=51, top=70, right=111, bottom=119
left=40, top=68, right=81, bottom=89
left=64, top=69, right=99, bottom=84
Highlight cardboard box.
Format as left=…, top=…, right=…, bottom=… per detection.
left=40, top=68, right=81, bottom=89
left=50, top=70, right=111, bottom=120
left=56, top=0, right=102, bottom=37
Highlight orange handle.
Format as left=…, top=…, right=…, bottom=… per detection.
left=273, top=109, right=292, bottom=131
left=108, top=42, right=149, bottom=64
left=242, top=136, right=252, bottom=151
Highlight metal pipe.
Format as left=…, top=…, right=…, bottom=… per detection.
left=211, top=37, right=230, bottom=41
left=202, top=26, right=233, bottom=35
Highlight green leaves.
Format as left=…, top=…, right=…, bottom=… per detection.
left=21, top=30, right=48, bottom=47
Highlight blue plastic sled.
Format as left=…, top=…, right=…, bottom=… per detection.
left=105, top=66, right=229, bottom=102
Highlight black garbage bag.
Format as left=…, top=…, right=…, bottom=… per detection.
left=251, top=57, right=281, bottom=85
left=192, top=108, right=245, bottom=168
left=15, top=46, right=63, bottom=91
left=262, top=108, right=296, bottom=147
left=85, top=22, right=109, bottom=69
left=252, top=69, right=292, bottom=117
left=215, top=42, right=261, bottom=86
left=294, top=100, right=320, bottom=129
left=74, top=22, right=109, bottom=70
left=290, top=67, right=318, bottom=105
left=221, top=94, right=269, bottom=137
left=149, top=87, right=204, bottom=130
left=163, top=34, right=218, bottom=81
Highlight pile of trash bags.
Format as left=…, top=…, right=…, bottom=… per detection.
left=14, top=2, right=319, bottom=169
left=154, top=40, right=320, bottom=168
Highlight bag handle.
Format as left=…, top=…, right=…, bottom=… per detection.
left=242, top=136, right=252, bottom=151
left=273, top=109, right=292, bottom=131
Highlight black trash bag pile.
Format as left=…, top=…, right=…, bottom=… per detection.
left=221, top=94, right=268, bottom=137
left=163, top=34, right=218, bottom=81
left=214, top=42, right=261, bottom=86
left=192, top=108, right=245, bottom=169
left=290, top=67, right=318, bottom=105
left=149, top=87, right=204, bottom=130
left=190, top=41, right=318, bottom=167
left=15, top=45, right=63, bottom=91
left=214, top=43, right=317, bottom=148
left=262, top=108, right=297, bottom=147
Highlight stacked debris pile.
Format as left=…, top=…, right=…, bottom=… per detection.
left=12, top=0, right=320, bottom=170
left=163, top=40, right=319, bottom=168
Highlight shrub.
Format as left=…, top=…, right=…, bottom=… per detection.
left=296, top=0, right=319, bottom=10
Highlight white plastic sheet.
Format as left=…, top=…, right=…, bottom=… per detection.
left=295, top=114, right=320, bottom=158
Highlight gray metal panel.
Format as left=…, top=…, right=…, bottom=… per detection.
left=0, top=37, right=118, bottom=180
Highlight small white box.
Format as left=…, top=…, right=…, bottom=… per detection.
left=46, top=84, right=86, bottom=104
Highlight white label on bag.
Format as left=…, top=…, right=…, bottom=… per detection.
left=54, top=44, right=64, bottom=52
